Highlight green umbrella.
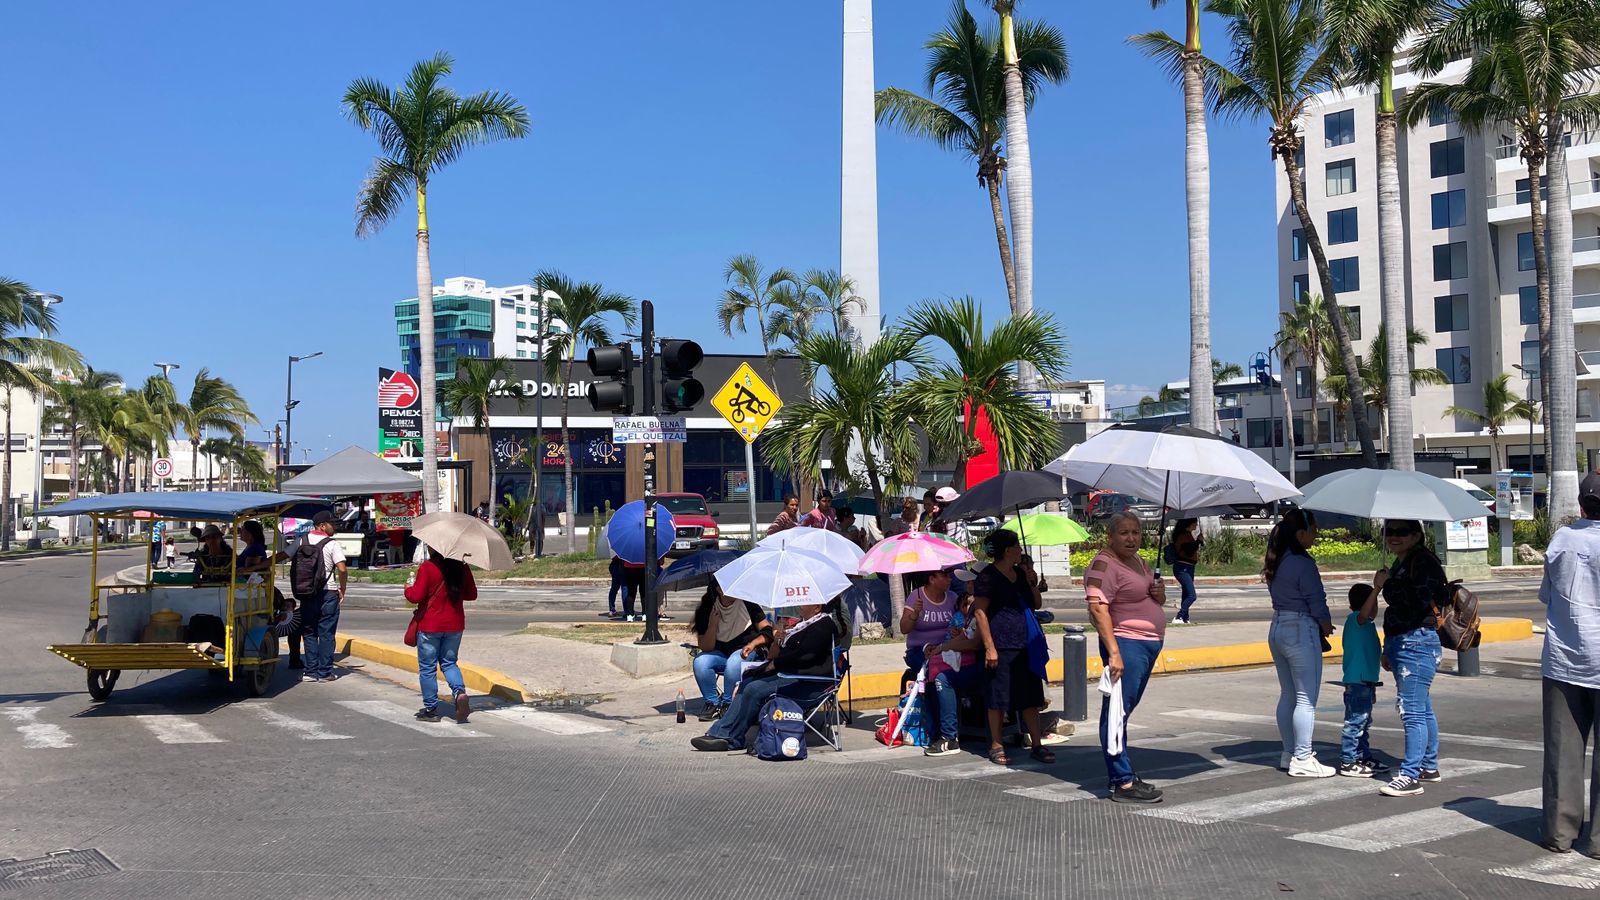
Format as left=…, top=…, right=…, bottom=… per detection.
left=1001, top=514, right=1089, bottom=546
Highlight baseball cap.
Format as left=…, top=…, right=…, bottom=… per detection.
left=311, top=510, right=335, bottom=526
left=934, top=487, right=960, bottom=503
left=1581, top=470, right=1600, bottom=502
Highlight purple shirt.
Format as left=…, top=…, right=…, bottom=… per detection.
left=905, top=588, right=958, bottom=650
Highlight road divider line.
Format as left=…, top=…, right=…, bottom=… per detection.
left=334, top=700, right=482, bottom=737
left=1161, top=708, right=1544, bottom=753
left=474, top=706, right=610, bottom=735
left=0, top=706, right=75, bottom=749
left=1289, top=788, right=1541, bottom=852
left=246, top=703, right=353, bottom=741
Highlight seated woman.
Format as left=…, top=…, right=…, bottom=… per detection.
left=690, top=585, right=771, bottom=721
left=921, top=582, right=982, bottom=757
left=192, top=524, right=234, bottom=583
left=236, top=520, right=272, bottom=576
left=690, top=602, right=840, bottom=752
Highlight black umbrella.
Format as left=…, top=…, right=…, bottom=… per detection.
left=938, top=469, right=1066, bottom=522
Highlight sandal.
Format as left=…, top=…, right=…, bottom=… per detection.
left=988, top=746, right=1010, bottom=766
left=1030, top=747, right=1057, bottom=764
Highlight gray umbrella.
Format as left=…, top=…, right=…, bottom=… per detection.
left=1296, top=469, right=1487, bottom=522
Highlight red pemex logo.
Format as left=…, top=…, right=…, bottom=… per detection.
left=378, top=370, right=420, bottom=408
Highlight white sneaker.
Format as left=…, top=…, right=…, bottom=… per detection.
left=1288, top=755, right=1337, bottom=778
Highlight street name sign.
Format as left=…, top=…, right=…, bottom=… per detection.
left=611, top=416, right=687, bottom=444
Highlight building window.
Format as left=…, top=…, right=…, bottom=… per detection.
left=1328, top=207, right=1359, bottom=244
left=1326, top=159, right=1357, bottom=196
left=1325, top=109, right=1356, bottom=147
left=1431, top=189, right=1466, bottom=229
left=1430, top=137, right=1465, bottom=177
left=1519, top=286, right=1540, bottom=325
left=1247, top=418, right=1284, bottom=448
left=1291, top=229, right=1306, bottom=261
left=1428, top=103, right=1458, bottom=127
left=516, top=349, right=527, bottom=359
left=1433, top=294, right=1469, bottom=332
left=1436, top=346, right=1471, bottom=384
left=1329, top=257, right=1360, bottom=293
left=1518, top=231, right=1535, bottom=271
left=1520, top=340, right=1542, bottom=379
left=1515, top=177, right=1548, bottom=205
left=1342, top=306, right=1362, bottom=341
left=1433, top=242, right=1468, bottom=280
left=1295, top=366, right=1313, bottom=399
left=1292, top=274, right=1310, bottom=303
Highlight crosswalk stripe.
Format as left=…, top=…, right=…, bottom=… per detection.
left=1005, top=750, right=1282, bottom=804
left=334, top=700, right=483, bottom=737
left=897, top=758, right=1067, bottom=780
left=1488, top=854, right=1600, bottom=890
left=131, top=713, right=224, bottom=745
left=1162, top=708, right=1544, bottom=753
left=246, top=703, right=353, bottom=741
left=1138, top=757, right=1519, bottom=825
left=1289, top=788, right=1541, bottom=852
left=474, top=706, right=610, bottom=736
left=0, top=706, right=75, bottom=749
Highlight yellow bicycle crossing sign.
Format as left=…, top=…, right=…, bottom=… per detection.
left=711, top=362, right=783, bottom=443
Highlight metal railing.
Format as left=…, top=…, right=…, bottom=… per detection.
left=1580, top=350, right=1600, bottom=370
left=1575, top=235, right=1600, bottom=254
left=1576, top=292, right=1600, bottom=310
left=1496, top=129, right=1600, bottom=160
left=1488, top=177, right=1599, bottom=209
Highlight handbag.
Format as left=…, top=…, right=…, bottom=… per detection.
left=1022, top=606, right=1050, bottom=679
left=403, top=581, right=438, bottom=648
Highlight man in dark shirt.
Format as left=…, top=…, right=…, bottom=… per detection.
left=691, top=603, right=839, bottom=752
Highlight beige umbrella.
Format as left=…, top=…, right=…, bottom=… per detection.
left=410, top=511, right=514, bottom=570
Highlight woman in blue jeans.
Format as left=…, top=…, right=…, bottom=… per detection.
left=1168, top=519, right=1202, bottom=624
left=1373, top=519, right=1448, bottom=797
left=689, top=585, right=770, bottom=721
left=404, top=550, right=477, bottom=723
left=1264, top=510, right=1336, bottom=778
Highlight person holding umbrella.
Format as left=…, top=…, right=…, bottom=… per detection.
left=1373, top=519, right=1449, bottom=797
left=689, top=584, right=770, bottom=721
left=405, top=548, right=478, bottom=723
left=973, top=528, right=1052, bottom=766
left=691, top=601, right=842, bottom=753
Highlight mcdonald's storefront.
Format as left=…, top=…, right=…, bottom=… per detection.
left=451, top=354, right=807, bottom=522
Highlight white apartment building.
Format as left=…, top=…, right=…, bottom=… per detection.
left=416, top=276, right=564, bottom=361
left=1277, top=54, right=1600, bottom=480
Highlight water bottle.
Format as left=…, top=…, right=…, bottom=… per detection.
left=675, top=689, right=686, bottom=724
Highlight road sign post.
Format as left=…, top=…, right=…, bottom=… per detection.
left=637, top=300, right=665, bottom=647
left=711, top=363, right=784, bottom=546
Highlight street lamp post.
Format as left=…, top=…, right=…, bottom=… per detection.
left=25, top=293, right=64, bottom=550
left=285, top=352, right=323, bottom=467
left=1513, top=363, right=1536, bottom=476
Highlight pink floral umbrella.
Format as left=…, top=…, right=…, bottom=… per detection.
left=857, top=532, right=975, bottom=575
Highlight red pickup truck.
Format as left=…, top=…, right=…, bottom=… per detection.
left=655, top=492, right=721, bottom=557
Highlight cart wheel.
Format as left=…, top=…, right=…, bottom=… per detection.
left=87, top=669, right=119, bottom=702
left=243, top=633, right=279, bottom=697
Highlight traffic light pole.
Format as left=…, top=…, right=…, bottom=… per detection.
left=637, top=300, right=666, bottom=645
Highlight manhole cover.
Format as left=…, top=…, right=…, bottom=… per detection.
left=0, top=849, right=119, bottom=891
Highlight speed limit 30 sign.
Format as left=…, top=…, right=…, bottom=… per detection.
left=152, top=458, right=174, bottom=479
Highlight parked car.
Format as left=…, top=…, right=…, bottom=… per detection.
left=654, top=492, right=721, bottom=557
left=1086, top=493, right=1164, bottom=528
left=1444, top=478, right=1497, bottom=516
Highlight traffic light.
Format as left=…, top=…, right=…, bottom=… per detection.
left=587, top=343, right=633, bottom=413
left=658, top=339, right=705, bottom=412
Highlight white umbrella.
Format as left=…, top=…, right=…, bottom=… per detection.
left=714, top=546, right=852, bottom=609
left=1296, top=469, right=1488, bottom=522
left=410, top=511, right=515, bottom=570
left=1046, top=423, right=1301, bottom=512
left=755, top=526, right=866, bottom=571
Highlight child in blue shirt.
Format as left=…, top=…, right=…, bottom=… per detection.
left=1339, top=583, right=1391, bottom=776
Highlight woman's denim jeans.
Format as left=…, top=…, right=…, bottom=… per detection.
left=1268, top=610, right=1324, bottom=759
left=1099, top=637, right=1163, bottom=788
left=1173, top=563, right=1198, bottom=620
left=1385, top=628, right=1442, bottom=778
left=416, top=631, right=465, bottom=710
left=691, top=649, right=750, bottom=705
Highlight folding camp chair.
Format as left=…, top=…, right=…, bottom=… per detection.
left=779, top=643, right=849, bottom=752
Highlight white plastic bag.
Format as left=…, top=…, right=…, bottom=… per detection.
left=1098, top=670, right=1125, bottom=755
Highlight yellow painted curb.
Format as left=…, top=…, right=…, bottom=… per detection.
left=335, top=633, right=532, bottom=704
left=841, top=618, right=1536, bottom=705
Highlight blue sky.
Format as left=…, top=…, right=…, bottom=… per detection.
left=1, top=1, right=1277, bottom=454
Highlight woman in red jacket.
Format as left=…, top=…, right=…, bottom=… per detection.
left=405, top=550, right=478, bottom=723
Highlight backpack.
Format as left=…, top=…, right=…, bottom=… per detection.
left=289, top=536, right=329, bottom=600
left=1435, top=580, right=1481, bottom=652
left=754, top=695, right=808, bottom=761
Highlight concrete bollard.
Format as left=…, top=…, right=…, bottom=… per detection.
left=1455, top=646, right=1480, bottom=677
left=1061, top=626, right=1088, bottom=721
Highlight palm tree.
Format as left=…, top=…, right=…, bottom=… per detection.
left=1407, top=0, right=1600, bottom=521
left=1322, top=325, right=1445, bottom=445
left=1274, top=297, right=1330, bottom=447
left=177, top=369, right=255, bottom=491
left=1133, top=0, right=1216, bottom=432
left=1325, top=0, right=1443, bottom=471
left=761, top=331, right=927, bottom=527
left=1210, top=0, right=1377, bottom=465
left=901, top=295, right=1068, bottom=487
left=719, top=255, right=796, bottom=383
left=789, top=269, right=866, bottom=340
left=439, top=356, right=523, bottom=527
left=138, top=377, right=182, bottom=490
left=532, top=270, right=637, bottom=554
left=877, top=3, right=1067, bottom=315
left=343, top=53, right=530, bottom=513
left=1445, top=373, right=1538, bottom=471
left=0, top=282, right=81, bottom=549
left=1212, top=358, right=1244, bottom=382
left=47, top=367, right=120, bottom=542
left=989, top=1, right=1047, bottom=389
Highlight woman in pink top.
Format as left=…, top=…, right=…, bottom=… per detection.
left=1085, top=511, right=1167, bottom=804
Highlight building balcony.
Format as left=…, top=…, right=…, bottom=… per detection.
left=1577, top=235, right=1600, bottom=270
left=1576, top=292, right=1600, bottom=326
left=1488, top=178, right=1600, bottom=224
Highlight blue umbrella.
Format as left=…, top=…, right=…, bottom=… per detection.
left=604, top=500, right=677, bottom=564
left=658, top=549, right=744, bottom=591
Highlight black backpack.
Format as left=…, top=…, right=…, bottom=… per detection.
left=289, top=536, right=329, bottom=600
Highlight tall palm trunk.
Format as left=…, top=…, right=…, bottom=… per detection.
left=190, top=440, right=199, bottom=493
left=996, top=3, right=1038, bottom=391
left=2, top=392, right=12, bottom=552
left=984, top=167, right=1019, bottom=310
left=486, top=417, right=499, bottom=529
left=1278, top=368, right=1296, bottom=484
left=1282, top=142, right=1377, bottom=465
left=67, top=418, right=79, bottom=543
left=1545, top=113, right=1579, bottom=521
left=1523, top=146, right=1553, bottom=488
left=1181, top=5, right=1214, bottom=434
left=561, top=354, right=576, bottom=555
left=416, top=184, right=441, bottom=513
left=1375, top=55, right=1413, bottom=470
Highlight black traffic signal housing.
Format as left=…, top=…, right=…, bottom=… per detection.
left=587, top=343, right=634, bottom=414
left=658, top=339, right=705, bottom=413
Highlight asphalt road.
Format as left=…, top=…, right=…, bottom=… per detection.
left=2, top=551, right=1593, bottom=899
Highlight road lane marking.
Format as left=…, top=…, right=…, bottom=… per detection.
left=1138, top=757, right=1518, bottom=825
left=0, top=706, right=75, bottom=749
left=1005, top=750, right=1281, bottom=804
left=132, top=713, right=225, bottom=744
left=1161, top=708, right=1544, bottom=753
left=246, top=703, right=352, bottom=741
left=1489, top=854, right=1600, bottom=890
left=334, top=700, right=482, bottom=737
left=1289, top=787, right=1542, bottom=852
left=474, top=706, right=610, bottom=735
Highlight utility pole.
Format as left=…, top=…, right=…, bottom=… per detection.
left=285, top=351, right=323, bottom=468
left=637, top=300, right=665, bottom=646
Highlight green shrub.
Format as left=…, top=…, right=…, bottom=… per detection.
left=1512, top=514, right=1554, bottom=549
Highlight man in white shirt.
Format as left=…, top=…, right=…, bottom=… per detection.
left=291, top=510, right=348, bottom=683
left=1540, top=491, right=1600, bottom=857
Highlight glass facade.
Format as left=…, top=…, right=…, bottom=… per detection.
left=394, top=294, right=494, bottom=389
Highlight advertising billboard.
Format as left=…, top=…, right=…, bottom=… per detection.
left=377, top=367, right=423, bottom=458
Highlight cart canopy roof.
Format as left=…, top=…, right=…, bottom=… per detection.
left=42, top=491, right=333, bottom=521
left=279, top=445, right=424, bottom=497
